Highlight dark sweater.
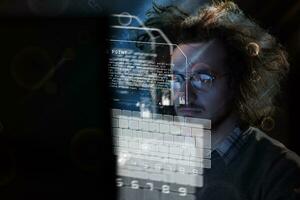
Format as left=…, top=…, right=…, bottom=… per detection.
left=196, top=127, right=300, bottom=200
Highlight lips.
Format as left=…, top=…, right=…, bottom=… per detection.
left=176, top=107, right=204, bottom=117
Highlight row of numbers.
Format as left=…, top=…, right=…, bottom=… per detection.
left=116, top=178, right=189, bottom=196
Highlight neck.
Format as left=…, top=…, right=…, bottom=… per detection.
left=211, top=111, right=239, bottom=150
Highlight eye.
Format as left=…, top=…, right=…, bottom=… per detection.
left=173, top=74, right=184, bottom=83
left=172, top=74, right=184, bottom=90
left=191, top=73, right=214, bottom=90
left=194, top=73, right=214, bottom=83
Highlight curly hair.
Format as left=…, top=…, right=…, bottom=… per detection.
left=140, top=1, right=289, bottom=127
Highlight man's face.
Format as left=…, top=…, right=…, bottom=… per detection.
left=171, top=40, right=234, bottom=124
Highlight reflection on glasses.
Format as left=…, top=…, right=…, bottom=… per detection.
left=172, top=73, right=216, bottom=91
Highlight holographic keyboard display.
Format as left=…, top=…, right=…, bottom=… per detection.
left=112, top=109, right=211, bottom=199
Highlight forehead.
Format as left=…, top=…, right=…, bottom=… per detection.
left=171, top=40, right=228, bottom=74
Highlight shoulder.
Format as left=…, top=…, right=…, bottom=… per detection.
left=241, top=127, right=300, bottom=199
left=245, top=127, right=300, bottom=166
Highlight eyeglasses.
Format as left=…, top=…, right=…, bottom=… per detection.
left=172, top=72, right=223, bottom=91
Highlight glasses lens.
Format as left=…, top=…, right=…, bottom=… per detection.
left=191, top=73, right=213, bottom=90
left=172, top=74, right=183, bottom=90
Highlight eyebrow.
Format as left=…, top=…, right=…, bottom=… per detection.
left=173, top=69, right=215, bottom=76
left=190, top=61, right=214, bottom=71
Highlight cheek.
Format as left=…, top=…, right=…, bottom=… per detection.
left=198, top=85, right=232, bottom=110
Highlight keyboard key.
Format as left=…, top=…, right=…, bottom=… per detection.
left=184, top=137, right=195, bottom=146
left=139, top=121, right=149, bottom=131
left=177, top=165, right=187, bottom=174
left=112, top=109, right=121, bottom=117
left=132, top=130, right=141, bottom=138
left=119, top=119, right=129, bottom=128
left=190, top=148, right=203, bottom=158
left=129, top=119, right=139, bottom=130
left=189, top=158, right=211, bottom=168
left=117, top=168, right=136, bottom=177
left=123, top=129, right=132, bottom=137
left=149, top=122, right=159, bottom=132
left=170, top=124, right=181, bottom=135
left=128, top=141, right=139, bottom=149
left=112, top=118, right=119, bottom=127
left=119, top=140, right=128, bottom=148
left=122, top=110, right=132, bottom=117
left=155, top=163, right=166, bottom=171
left=150, top=173, right=165, bottom=182
left=116, top=176, right=132, bottom=186
left=163, top=134, right=173, bottom=144
left=187, top=166, right=203, bottom=175
left=168, top=153, right=183, bottom=160
left=163, top=164, right=177, bottom=173
left=163, top=115, right=173, bottom=121
left=159, top=123, right=169, bottom=133
left=113, top=128, right=122, bottom=137
left=175, top=159, right=190, bottom=166
left=114, top=136, right=119, bottom=146
left=173, top=135, right=185, bottom=143
left=147, top=155, right=163, bottom=162
left=174, top=173, right=188, bottom=185
left=158, top=145, right=169, bottom=153
left=173, top=116, right=184, bottom=123
left=191, top=128, right=203, bottom=137
left=153, top=113, right=162, bottom=120
left=186, top=174, right=203, bottom=187
left=195, top=136, right=211, bottom=148
left=183, top=148, right=191, bottom=157
left=169, top=146, right=181, bottom=155
left=151, top=132, right=163, bottom=141
left=181, top=127, right=192, bottom=136
left=131, top=111, right=140, bottom=117
left=203, top=149, right=212, bottom=158
left=184, top=117, right=211, bottom=129
left=141, top=110, right=152, bottom=119
left=142, top=131, right=153, bottom=139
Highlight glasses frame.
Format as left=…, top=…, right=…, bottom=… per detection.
left=172, top=72, right=222, bottom=92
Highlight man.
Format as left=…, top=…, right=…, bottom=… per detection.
left=142, top=1, right=300, bottom=199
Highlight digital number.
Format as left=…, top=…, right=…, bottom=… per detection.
left=116, top=178, right=123, bottom=187
left=131, top=180, right=139, bottom=189
left=179, top=187, right=187, bottom=196
left=162, top=185, right=170, bottom=194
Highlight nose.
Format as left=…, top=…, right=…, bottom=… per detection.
left=175, top=79, right=197, bottom=106
left=185, top=80, right=197, bottom=106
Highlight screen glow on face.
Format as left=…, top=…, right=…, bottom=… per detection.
left=172, top=71, right=215, bottom=92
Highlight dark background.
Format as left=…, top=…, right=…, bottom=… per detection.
left=233, top=0, right=300, bottom=155
left=0, top=15, right=114, bottom=199
left=0, top=0, right=298, bottom=197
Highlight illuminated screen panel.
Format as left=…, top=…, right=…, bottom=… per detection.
left=109, top=14, right=212, bottom=200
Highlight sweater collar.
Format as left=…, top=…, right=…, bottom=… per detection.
left=213, top=126, right=251, bottom=165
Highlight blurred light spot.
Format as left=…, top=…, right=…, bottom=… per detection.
left=118, top=12, right=132, bottom=26
left=261, top=116, right=275, bottom=131
left=246, top=42, right=260, bottom=57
